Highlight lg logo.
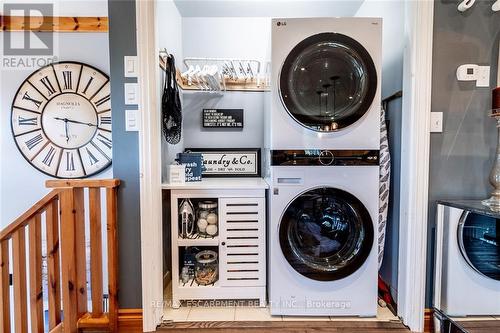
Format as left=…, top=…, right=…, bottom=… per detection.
left=276, top=21, right=287, bottom=27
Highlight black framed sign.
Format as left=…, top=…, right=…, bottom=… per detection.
left=202, top=109, right=244, bottom=128
left=185, top=148, right=261, bottom=177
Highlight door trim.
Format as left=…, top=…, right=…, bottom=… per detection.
left=397, top=0, right=434, bottom=332
left=136, top=0, right=163, bottom=331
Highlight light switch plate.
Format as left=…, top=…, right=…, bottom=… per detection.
left=124, top=56, right=138, bottom=77
left=125, top=109, right=140, bottom=132
left=430, top=112, right=443, bottom=133
left=124, top=83, right=140, bottom=105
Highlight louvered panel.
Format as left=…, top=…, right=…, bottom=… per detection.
left=226, top=229, right=260, bottom=238
left=225, top=238, right=260, bottom=246
left=225, top=214, right=260, bottom=221
left=225, top=263, right=261, bottom=270
left=226, top=244, right=260, bottom=254
left=220, top=197, right=265, bottom=287
left=226, top=220, right=260, bottom=228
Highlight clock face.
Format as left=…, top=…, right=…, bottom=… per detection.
left=11, top=61, right=112, bottom=179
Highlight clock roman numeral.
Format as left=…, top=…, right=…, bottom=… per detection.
left=82, top=77, right=94, bottom=95
left=66, top=151, right=75, bottom=171
left=18, top=116, right=37, bottom=126
left=100, top=116, right=112, bottom=125
left=86, top=147, right=99, bottom=166
left=25, top=134, right=43, bottom=150
left=96, top=133, right=112, bottom=149
left=40, top=76, right=57, bottom=96
left=94, top=94, right=110, bottom=107
left=22, top=92, right=42, bottom=109
left=62, top=71, right=72, bottom=90
left=42, top=146, right=56, bottom=166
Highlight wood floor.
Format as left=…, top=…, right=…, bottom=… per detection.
left=156, top=320, right=410, bottom=332
left=454, top=320, right=500, bottom=333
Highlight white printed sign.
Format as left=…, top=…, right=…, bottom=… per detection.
left=186, top=149, right=260, bottom=177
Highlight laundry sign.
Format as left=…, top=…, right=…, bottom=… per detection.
left=202, top=109, right=244, bottom=128
left=186, top=148, right=261, bottom=177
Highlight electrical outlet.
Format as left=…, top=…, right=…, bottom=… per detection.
left=430, top=112, right=443, bottom=133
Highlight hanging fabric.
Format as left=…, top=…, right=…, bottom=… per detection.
left=162, top=53, right=182, bottom=144
left=378, top=106, right=391, bottom=270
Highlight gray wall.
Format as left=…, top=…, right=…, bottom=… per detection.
left=380, top=97, right=403, bottom=300
left=426, top=0, right=500, bottom=306
left=108, top=0, right=142, bottom=308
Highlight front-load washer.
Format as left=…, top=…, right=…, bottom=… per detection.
left=270, top=18, right=382, bottom=150
left=434, top=203, right=500, bottom=316
left=268, top=149, right=379, bottom=316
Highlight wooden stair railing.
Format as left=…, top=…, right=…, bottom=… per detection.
left=0, top=179, right=120, bottom=333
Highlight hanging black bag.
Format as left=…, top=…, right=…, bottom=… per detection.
left=162, top=54, right=182, bottom=144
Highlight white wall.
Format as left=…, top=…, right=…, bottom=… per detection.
left=173, top=0, right=364, bottom=18
left=355, top=0, right=405, bottom=98
left=157, top=0, right=184, bottom=179
left=0, top=0, right=110, bottom=226
left=0, top=0, right=108, bottom=17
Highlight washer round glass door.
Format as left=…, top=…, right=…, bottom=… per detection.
left=458, top=212, right=500, bottom=281
left=279, top=187, right=374, bottom=281
left=279, top=33, right=377, bottom=132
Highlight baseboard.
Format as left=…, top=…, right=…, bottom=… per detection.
left=424, top=308, right=434, bottom=333
left=118, top=309, right=143, bottom=333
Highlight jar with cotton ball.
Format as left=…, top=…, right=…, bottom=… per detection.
left=197, top=201, right=218, bottom=237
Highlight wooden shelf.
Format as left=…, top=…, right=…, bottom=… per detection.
left=162, top=178, right=269, bottom=190
left=159, top=56, right=269, bottom=92
left=177, top=237, right=219, bottom=247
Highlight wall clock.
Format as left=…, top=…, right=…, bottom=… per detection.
left=11, top=61, right=112, bottom=179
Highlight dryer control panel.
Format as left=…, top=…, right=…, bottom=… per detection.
left=270, top=149, right=379, bottom=166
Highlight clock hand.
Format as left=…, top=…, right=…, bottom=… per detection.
left=65, top=118, right=97, bottom=127
left=65, top=120, right=69, bottom=143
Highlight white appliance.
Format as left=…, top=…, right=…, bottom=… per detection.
left=434, top=203, right=500, bottom=316
left=270, top=17, right=382, bottom=150
left=268, top=150, right=379, bottom=316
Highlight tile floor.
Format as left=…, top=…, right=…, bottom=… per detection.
left=162, top=302, right=398, bottom=322
left=163, top=283, right=398, bottom=323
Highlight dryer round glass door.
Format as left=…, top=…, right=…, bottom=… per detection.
left=458, top=212, right=500, bottom=281
left=279, top=33, right=377, bottom=132
left=279, top=187, right=374, bottom=281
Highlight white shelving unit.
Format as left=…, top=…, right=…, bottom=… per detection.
left=166, top=178, right=269, bottom=308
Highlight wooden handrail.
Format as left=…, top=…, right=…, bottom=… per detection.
left=46, top=179, right=120, bottom=188
left=0, top=189, right=60, bottom=241
left=0, top=179, right=120, bottom=333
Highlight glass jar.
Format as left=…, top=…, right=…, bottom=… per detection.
left=197, top=201, right=218, bottom=237
left=195, top=250, right=218, bottom=285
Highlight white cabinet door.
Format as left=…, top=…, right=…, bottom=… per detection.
left=219, top=197, right=266, bottom=287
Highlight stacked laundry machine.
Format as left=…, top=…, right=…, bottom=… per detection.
left=267, top=17, right=382, bottom=317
